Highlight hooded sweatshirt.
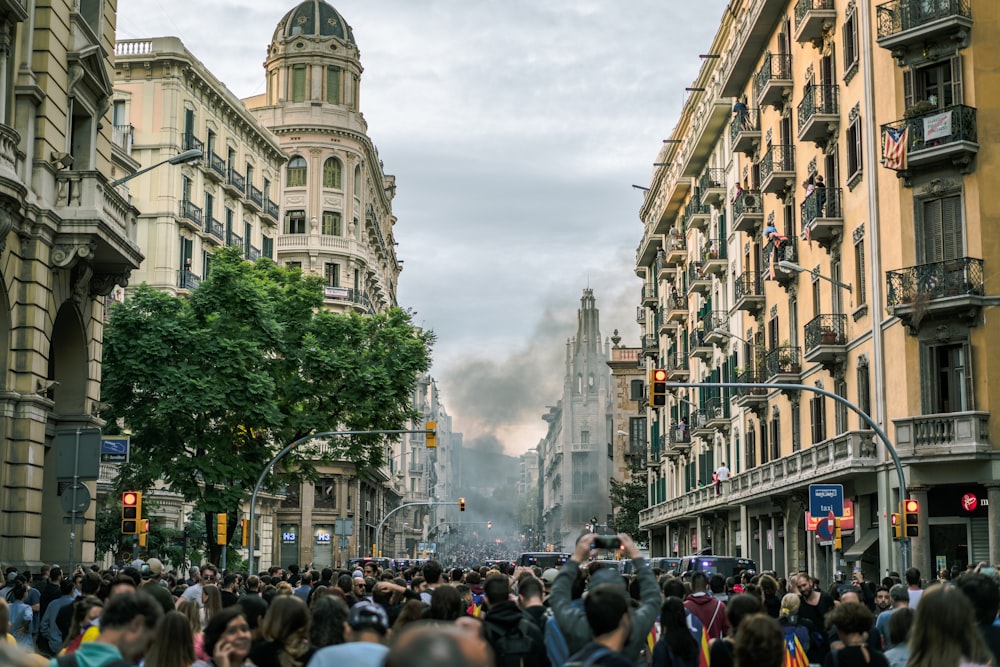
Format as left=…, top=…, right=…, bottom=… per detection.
left=48, top=641, right=129, bottom=667
left=482, top=599, right=547, bottom=667
left=684, top=592, right=730, bottom=640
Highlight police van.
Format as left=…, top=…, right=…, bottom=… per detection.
left=672, top=555, right=757, bottom=580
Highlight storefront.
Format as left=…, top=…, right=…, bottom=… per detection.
left=928, top=484, right=991, bottom=573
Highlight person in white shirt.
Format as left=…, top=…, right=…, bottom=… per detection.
left=714, top=463, right=730, bottom=496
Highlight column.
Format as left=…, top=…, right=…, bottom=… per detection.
left=986, top=483, right=1000, bottom=566
left=909, top=486, right=930, bottom=578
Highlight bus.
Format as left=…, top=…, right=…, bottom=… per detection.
left=517, top=552, right=571, bottom=569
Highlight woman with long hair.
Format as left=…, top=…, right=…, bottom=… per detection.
left=734, top=614, right=785, bottom=667
left=192, top=607, right=254, bottom=667
left=652, top=596, right=699, bottom=667
left=392, top=599, right=428, bottom=633
left=824, top=602, right=888, bottom=667
left=427, top=584, right=464, bottom=621
left=248, top=595, right=316, bottom=667
left=906, top=584, right=993, bottom=667
left=201, top=584, right=223, bottom=630
left=759, top=574, right=781, bottom=618
left=61, top=595, right=103, bottom=654
left=778, top=592, right=811, bottom=656
left=309, top=595, right=349, bottom=648
left=145, top=610, right=196, bottom=667
left=6, top=579, right=32, bottom=649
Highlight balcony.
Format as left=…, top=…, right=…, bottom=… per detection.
left=734, top=369, right=769, bottom=411
left=801, top=187, right=843, bottom=249
left=699, top=169, right=726, bottom=207
left=642, top=282, right=657, bottom=307
left=686, top=262, right=711, bottom=295
left=701, top=311, right=730, bottom=346
left=794, top=0, right=837, bottom=44
left=642, top=334, right=659, bottom=359
left=765, top=238, right=799, bottom=287
left=667, top=294, right=689, bottom=323
left=226, top=168, right=246, bottom=196
left=178, top=200, right=203, bottom=231
left=731, top=108, right=761, bottom=155
left=656, top=251, right=678, bottom=281
left=876, top=0, right=973, bottom=55
left=755, top=52, right=793, bottom=109
left=324, top=286, right=369, bottom=308
left=734, top=271, right=765, bottom=313
left=248, top=184, right=263, bottom=210
left=686, top=198, right=711, bottom=232
left=227, top=231, right=243, bottom=248
left=658, top=307, right=677, bottom=336
left=205, top=151, right=226, bottom=182
left=183, top=133, right=204, bottom=153
left=177, top=269, right=201, bottom=290
left=688, top=329, right=713, bottom=362
left=701, top=238, right=728, bottom=276
left=804, top=313, right=848, bottom=367
left=246, top=245, right=261, bottom=262
left=668, top=423, right=692, bottom=455
left=112, top=124, right=134, bottom=154
left=759, top=145, right=796, bottom=194
left=264, top=199, right=280, bottom=221
left=205, top=217, right=224, bottom=243
left=636, top=306, right=646, bottom=325
left=665, top=231, right=688, bottom=264
left=691, top=409, right=714, bottom=438
left=765, top=345, right=802, bottom=380
left=880, top=105, right=978, bottom=176
left=797, top=84, right=840, bottom=146
left=704, top=395, right=731, bottom=430
left=893, top=411, right=991, bottom=460
left=733, top=190, right=764, bottom=233
left=666, top=352, right=689, bottom=381
left=886, top=257, right=984, bottom=332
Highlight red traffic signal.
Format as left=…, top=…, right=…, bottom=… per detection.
left=650, top=369, right=668, bottom=407
left=121, top=491, right=142, bottom=534
left=903, top=498, right=920, bottom=538
left=459, top=497, right=466, bottom=512
left=904, top=499, right=919, bottom=513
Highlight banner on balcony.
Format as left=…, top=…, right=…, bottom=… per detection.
left=882, top=126, right=908, bottom=171
left=923, top=111, right=952, bottom=142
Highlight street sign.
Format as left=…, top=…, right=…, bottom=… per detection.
left=100, top=436, right=130, bottom=463
left=816, top=511, right=835, bottom=539
left=809, top=484, right=844, bottom=518
left=60, top=483, right=91, bottom=514
left=55, top=428, right=102, bottom=481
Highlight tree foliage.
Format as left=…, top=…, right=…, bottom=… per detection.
left=102, top=247, right=434, bottom=563
left=610, top=465, right=648, bottom=545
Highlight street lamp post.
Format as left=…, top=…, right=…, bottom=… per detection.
left=665, top=380, right=910, bottom=570
left=246, top=427, right=434, bottom=574
left=778, top=261, right=853, bottom=294
left=109, top=148, right=203, bottom=188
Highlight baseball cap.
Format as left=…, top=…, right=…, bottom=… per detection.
left=541, top=569, right=560, bottom=585
left=347, top=600, right=389, bottom=634
left=145, top=558, right=163, bottom=577
left=588, top=567, right=626, bottom=591
left=6, top=571, right=16, bottom=583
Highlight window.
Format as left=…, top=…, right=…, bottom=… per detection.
left=292, top=64, right=307, bottom=102
left=628, top=417, right=646, bottom=451
left=746, top=426, right=756, bottom=468
left=629, top=379, right=644, bottom=401
left=184, top=109, right=196, bottom=147
left=835, top=379, right=848, bottom=435
left=263, top=177, right=271, bottom=201
left=354, top=165, right=362, bottom=197
left=810, top=393, right=826, bottom=444
left=857, top=360, right=871, bottom=429
left=281, top=483, right=300, bottom=508
left=324, top=262, right=340, bottom=288
left=204, top=192, right=214, bottom=221
left=917, top=194, right=962, bottom=264
left=854, top=234, right=867, bottom=306
left=322, top=211, right=341, bottom=235
left=244, top=222, right=252, bottom=253
left=286, top=261, right=302, bottom=271
left=581, top=431, right=590, bottom=446
left=791, top=403, right=801, bottom=452
left=262, top=235, right=273, bottom=259
left=922, top=339, right=973, bottom=414
left=314, top=478, right=336, bottom=509
left=843, top=8, right=859, bottom=81
left=285, top=210, right=306, bottom=235
left=846, top=116, right=862, bottom=181
left=323, top=158, right=343, bottom=189
left=904, top=56, right=963, bottom=111
left=287, top=156, right=307, bottom=187
left=769, top=413, right=780, bottom=461
left=327, top=66, right=341, bottom=104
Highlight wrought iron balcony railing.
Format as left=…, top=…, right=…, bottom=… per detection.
left=730, top=108, right=760, bottom=151
left=880, top=105, right=977, bottom=170
left=702, top=238, right=727, bottom=262
left=876, top=0, right=972, bottom=41
left=208, top=152, right=226, bottom=178
left=886, top=257, right=984, bottom=306
left=179, top=200, right=203, bottom=228
left=804, top=313, right=848, bottom=350
left=798, top=84, right=839, bottom=126
left=667, top=293, right=688, bottom=312
left=765, top=345, right=802, bottom=377
left=206, top=217, right=224, bottom=241
left=248, top=184, right=263, bottom=207
left=227, top=231, right=243, bottom=248
left=735, top=271, right=764, bottom=302
left=760, top=145, right=796, bottom=183
left=264, top=199, right=280, bottom=219
left=801, top=186, right=842, bottom=226
left=178, top=269, right=201, bottom=290
left=228, top=168, right=246, bottom=194
left=183, top=133, right=204, bottom=153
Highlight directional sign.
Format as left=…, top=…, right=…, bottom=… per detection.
left=809, top=484, right=844, bottom=518
left=101, top=436, right=130, bottom=463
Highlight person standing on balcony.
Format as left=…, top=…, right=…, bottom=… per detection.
left=714, top=462, right=729, bottom=496
left=814, top=174, right=827, bottom=216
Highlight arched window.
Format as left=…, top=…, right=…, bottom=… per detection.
left=287, top=156, right=306, bottom=187
left=353, top=165, right=361, bottom=197
left=323, top=157, right=343, bottom=189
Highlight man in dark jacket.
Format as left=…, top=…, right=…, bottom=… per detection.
left=564, top=584, right=633, bottom=667
left=550, top=532, right=660, bottom=665
left=482, top=573, right=547, bottom=667
left=956, top=572, right=1000, bottom=663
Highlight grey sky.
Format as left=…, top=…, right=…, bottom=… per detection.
left=116, top=0, right=729, bottom=455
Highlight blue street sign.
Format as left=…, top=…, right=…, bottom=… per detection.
left=809, top=484, right=844, bottom=517
left=100, top=436, right=130, bottom=463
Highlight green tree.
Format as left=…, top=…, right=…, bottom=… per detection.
left=102, top=247, right=434, bottom=564
left=610, top=465, right=648, bottom=545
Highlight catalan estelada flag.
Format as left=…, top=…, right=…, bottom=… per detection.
left=783, top=634, right=809, bottom=667
left=699, top=626, right=711, bottom=667
left=881, top=125, right=908, bottom=171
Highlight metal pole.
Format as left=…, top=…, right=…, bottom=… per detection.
left=247, top=428, right=434, bottom=574
left=69, top=427, right=81, bottom=568
left=666, top=381, right=910, bottom=571
left=375, top=501, right=459, bottom=560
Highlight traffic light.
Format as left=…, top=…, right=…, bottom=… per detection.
left=138, top=519, right=150, bottom=547
left=891, top=513, right=902, bottom=540
left=217, top=513, right=227, bottom=546
left=487, top=521, right=492, bottom=530
left=426, top=421, right=437, bottom=448
left=242, top=518, right=251, bottom=547
left=904, top=499, right=920, bottom=538
left=459, top=497, right=466, bottom=512
left=121, top=491, right=142, bottom=534
left=649, top=369, right=667, bottom=407
left=833, top=517, right=842, bottom=551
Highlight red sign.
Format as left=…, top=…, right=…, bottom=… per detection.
left=962, top=493, right=978, bottom=513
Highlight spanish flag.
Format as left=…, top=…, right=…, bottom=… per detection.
left=783, top=634, right=809, bottom=667
left=699, top=627, right=711, bottom=667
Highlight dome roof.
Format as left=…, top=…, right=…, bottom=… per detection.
left=273, top=0, right=356, bottom=45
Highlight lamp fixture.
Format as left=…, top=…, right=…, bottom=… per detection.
left=777, top=261, right=853, bottom=293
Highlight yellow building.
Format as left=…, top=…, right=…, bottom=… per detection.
left=637, top=0, right=997, bottom=580
left=0, top=0, right=143, bottom=568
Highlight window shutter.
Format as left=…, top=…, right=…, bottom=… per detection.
left=903, top=69, right=914, bottom=110
left=941, top=194, right=962, bottom=261
left=950, top=55, right=964, bottom=106
left=920, top=198, right=943, bottom=264
left=962, top=341, right=975, bottom=411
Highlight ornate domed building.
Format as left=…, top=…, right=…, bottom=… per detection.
left=245, top=0, right=399, bottom=315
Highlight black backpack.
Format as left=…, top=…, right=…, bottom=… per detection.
left=486, top=617, right=541, bottom=667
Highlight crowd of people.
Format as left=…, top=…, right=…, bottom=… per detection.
left=2, top=542, right=1000, bottom=667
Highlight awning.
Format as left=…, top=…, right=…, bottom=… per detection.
left=843, top=530, right=879, bottom=559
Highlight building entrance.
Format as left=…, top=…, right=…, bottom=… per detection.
left=929, top=522, right=969, bottom=574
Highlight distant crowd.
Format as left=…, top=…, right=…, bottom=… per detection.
left=2, top=539, right=1000, bottom=667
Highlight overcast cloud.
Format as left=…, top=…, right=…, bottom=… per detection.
left=116, top=0, right=729, bottom=455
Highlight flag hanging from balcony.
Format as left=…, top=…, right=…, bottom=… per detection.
left=881, top=125, right=908, bottom=171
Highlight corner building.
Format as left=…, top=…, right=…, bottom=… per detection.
left=636, top=0, right=999, bottom=580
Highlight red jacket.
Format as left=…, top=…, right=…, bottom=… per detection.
left=684, top=592, right=730, bottom=640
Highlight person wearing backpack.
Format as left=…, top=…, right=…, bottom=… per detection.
left=482, top=573, right=548, bottom=667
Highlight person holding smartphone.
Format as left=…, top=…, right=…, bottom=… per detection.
left=193, top=607, right=254, bottom=667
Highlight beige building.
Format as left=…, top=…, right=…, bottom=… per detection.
left=636, top=0, right=998, bottom=580
left=0, top=0, right=143, bottom=568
